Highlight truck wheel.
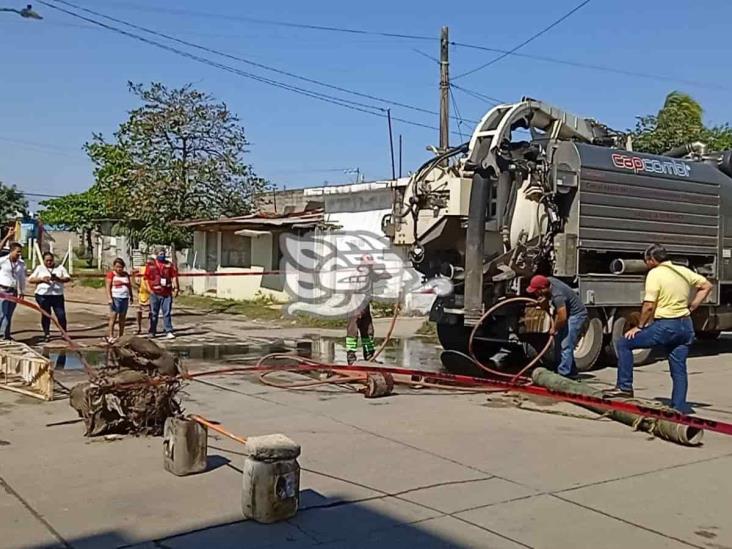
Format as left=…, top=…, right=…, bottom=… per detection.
left=574, top=316, right=604, bottom=372
left=604, top=317, right=652, bottom=366
left=437, top=323, right=469, bottom=354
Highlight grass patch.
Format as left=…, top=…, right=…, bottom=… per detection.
left=176, top=294, right=348, bottom=328
left=176, top=294, right=282, bottom=321
left=75, top=271, right=105, bottom=289
left=291, top=314, right=346, bottom=329
left=416, top=319, right=437, bottom=337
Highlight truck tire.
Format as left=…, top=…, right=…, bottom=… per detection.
left=604, top=317, right=652, bottom=367
left=524, top=315, right=602, bottom=372
left=573, top=316, right=604, bottom=372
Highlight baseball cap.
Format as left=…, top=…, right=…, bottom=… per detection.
left=526, top=274, right=550, bottom=294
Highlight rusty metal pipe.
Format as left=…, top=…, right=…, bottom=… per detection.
left=610, top=258, right=648, bottom=275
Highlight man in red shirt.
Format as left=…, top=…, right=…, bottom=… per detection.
left=144, top=249, right=179, bottom=339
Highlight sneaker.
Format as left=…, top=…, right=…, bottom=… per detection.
left=346, top=351, right=357, bottom=365
left=147, top=333, right=156, bottom=339
left=602, top=387, right=635, bottom=399
left=164, top=332, right=176, bottom=340
left=44, top=334, right=51, bottom=343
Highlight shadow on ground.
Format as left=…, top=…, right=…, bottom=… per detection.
left=26, top=490, right=474, bottom=549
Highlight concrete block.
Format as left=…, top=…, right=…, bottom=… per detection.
left=163, top=417, right=207, bottom=476
left=244, top=434, right=300, bottom=461
left=242, top=434, right=300, bottom=524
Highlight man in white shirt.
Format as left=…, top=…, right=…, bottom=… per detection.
left=0, top=242, right=26, bottom=340
left=29, top=252, right=70, bottom=341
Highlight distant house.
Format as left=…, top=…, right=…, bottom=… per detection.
left=179, top=178, right=436, bottom=313
left=177, top=210, right=325, bottom=301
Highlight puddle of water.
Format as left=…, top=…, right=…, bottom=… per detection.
left=41, top=337, right=444, bottom=372
left=312, top=336, right=444, bottom=373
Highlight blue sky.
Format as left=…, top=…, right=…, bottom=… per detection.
left=1, top=0, right=730, bottom=209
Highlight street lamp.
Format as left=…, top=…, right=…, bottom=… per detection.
left=0, top=4, right=42, bottom=19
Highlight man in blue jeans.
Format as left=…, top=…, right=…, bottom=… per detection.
left=527, top=274, right=588, bottom=379
left=144, top=250, right=179, bottom=339
left=604, top=244, right=713, bottom=413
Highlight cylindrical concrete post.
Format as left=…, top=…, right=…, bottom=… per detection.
left=241, top=434, right=301, bottom=523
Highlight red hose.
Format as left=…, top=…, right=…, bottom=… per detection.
left=467, top=296, right=554, bottom=384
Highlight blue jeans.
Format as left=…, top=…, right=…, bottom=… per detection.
left=0, top=289, right=18, bottom=339
left=35, top=294, right=68, bottom=336
left=150, top=294, right=173, bottom=335
left=615, top=317, right=695, bottom=413
left=556, top=312, right=588, bottom=376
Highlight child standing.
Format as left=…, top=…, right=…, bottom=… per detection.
left=105, top=258, right=132, bottom=343
left=134, top=258, right=153, bottom=335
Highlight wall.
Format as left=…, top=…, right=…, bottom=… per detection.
left=188, top=229, right=288, bottom=302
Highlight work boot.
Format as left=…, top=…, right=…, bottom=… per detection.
left=346, top=351, right=357, bottom=365
left=363, top=349, right=374, bottom=362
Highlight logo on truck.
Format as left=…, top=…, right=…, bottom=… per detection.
left=611, top=153, right=691, bottom=178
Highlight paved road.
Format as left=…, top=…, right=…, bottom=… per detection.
left=2, top=332, right=732, bottom=548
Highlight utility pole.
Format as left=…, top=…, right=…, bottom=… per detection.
left=439, top=26, right=450, bottom=151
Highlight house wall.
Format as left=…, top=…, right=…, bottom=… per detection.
left=188, top=179, right=435, bottom=314
left=189, top=229, right=287, bottom=302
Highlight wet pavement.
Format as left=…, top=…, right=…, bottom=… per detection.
left=42, top=336, right=445, bottom=374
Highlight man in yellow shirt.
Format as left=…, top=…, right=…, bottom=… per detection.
left=605, top=244, right=713, bottom=413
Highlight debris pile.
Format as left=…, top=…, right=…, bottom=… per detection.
left=70, top=336, right=184, bottom=437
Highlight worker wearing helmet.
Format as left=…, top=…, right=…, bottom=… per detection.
left=604, top=244, right=713, bottom=413
left=345, top=254, right=390, bottom=365
left=527, top=274, right=589, bottom=379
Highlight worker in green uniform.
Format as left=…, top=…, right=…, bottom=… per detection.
left=345, top=254, right=390, bottom=365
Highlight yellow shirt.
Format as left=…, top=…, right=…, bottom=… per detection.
left=136, top=266, right=150, bottom=301
left=644, top=261, right=707, bottom=319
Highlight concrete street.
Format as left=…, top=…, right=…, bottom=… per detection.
left=2, top=293, right=732, bottom=548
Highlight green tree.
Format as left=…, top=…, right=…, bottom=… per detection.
left=87, top=82, right=268, bottom=247
left=631, top=91, right=732, bottom=154
left=0, top=181, right=28, bottom=220
left=39, top=189, right=107, bottom=259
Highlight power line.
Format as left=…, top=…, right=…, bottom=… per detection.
left=38, top=1, right=443, bottom=133
left=86, top=0, right=728, bottom=92
left=449, top=87, right=466, bottom=143
left=48, top=0, right=462, bottom=124
left=94, top=0, right=436, bottom=42
left=453, top=0, right=593, bottom=80
left=0, top=136, right=81, bottom=154
left=451, top=84, right=505, bottom=106
left=451, top=41, right=730, bottom=91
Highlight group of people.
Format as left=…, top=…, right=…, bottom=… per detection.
left=0, top=232, right=179, bottom=344
left=527, top=243, right=712, bottom=414
left=104, top=250, right=180, bottom=343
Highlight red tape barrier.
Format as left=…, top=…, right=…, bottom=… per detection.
left=187, top=362, right=732, bottom=437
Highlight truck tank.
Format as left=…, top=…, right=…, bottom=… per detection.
left=384, top=98, right=732, bottom=375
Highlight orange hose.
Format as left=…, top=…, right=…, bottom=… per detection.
left=189, top=414, right=248, bottom=444
left=467, top=296, right=554, bottom=384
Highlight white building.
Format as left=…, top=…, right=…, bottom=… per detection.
left=180, top=179, right=435, bottom=314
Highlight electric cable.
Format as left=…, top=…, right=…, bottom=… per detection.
left=92, top=0, right=728, bottom=91
left=44, top=0, right=466, bottom=125
left=38, top=1, right=442, bottom=132
left=453, top=0, right=593, bottom=80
